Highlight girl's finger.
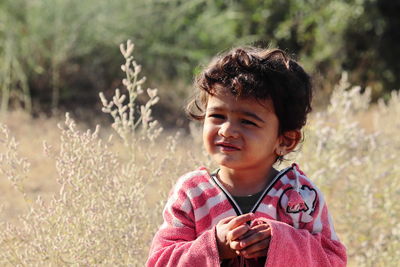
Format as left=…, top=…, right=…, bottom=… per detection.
left=227, top=213, right=254, bottom=230
left=238, top=223, right=270, bottom=241
left=251, top=223, right=271, bottom=232
left=218, top=215, right=237, bottom=225
left=228, top=224, right=251, bottom=250
left=240, top=238, right=271, bottom=258
left=239, top=226, right=271, bottom=248
left=227, top=224, right=250, bottom=242
left=242, top=247, right=269, bottom=259
left=229, top=240, right=242, bottom=251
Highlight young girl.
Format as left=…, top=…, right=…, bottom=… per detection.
left=147, top=47, right=347, bottom=266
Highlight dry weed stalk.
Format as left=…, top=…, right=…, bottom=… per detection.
left=0, top=40, right=189, bottom=266
left=99, top=40, right=162, bottom=156
left=295, top=73, right=400, bottom=266
left=0, top=125, right=30, bottom=196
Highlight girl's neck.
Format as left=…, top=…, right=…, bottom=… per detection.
left=218, top=166, right=279, bottom=196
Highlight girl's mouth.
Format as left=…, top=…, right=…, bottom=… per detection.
left=216, top=142, right=240, bottom=151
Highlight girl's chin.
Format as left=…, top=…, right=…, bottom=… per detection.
left=213, top=156, right=242, bottom=169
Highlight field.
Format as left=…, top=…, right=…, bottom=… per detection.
left=1, top=44, right=400, bottom=266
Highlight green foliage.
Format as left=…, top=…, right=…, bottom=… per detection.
left=232, top=0, right=363, bottom=89
left=0, top=0, right=31, bottom=114
left=343, top=0, right=400, bottom=98
left=0, top=0, right=399, bottom=117
left=0, top=0, right=129, bottom=113
left=130, top=0, right=239, bottom=79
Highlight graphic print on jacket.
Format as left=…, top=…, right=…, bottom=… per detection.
left=281, top=185, right=317, bottom=217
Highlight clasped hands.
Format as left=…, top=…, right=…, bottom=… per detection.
left=216, top=213, right=271, bottom=260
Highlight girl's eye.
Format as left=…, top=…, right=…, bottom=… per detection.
left=242, top=119, right=257, bottom=126
left=209, top=114, right=225, bottom=119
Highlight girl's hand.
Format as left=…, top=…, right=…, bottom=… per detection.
left=215, top=213, right=254, bottom=259
left=230, top=223, right=271, bottom=259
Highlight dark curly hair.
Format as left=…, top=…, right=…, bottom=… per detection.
left=186, top=46, right=312, bottom=135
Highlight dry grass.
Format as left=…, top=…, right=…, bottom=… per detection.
left=0, top=111, right=60, bottom=223
left=0, top=43, right=399, bottom=266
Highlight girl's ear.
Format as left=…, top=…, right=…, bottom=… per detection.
left=276, top=130, right=301, bottom=156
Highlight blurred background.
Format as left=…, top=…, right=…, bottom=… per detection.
left=1, top=0, right=399, bottom=126
left=1, top=1, right=400, bottom=265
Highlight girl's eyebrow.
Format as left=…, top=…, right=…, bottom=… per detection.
left=241, top=111, right=265, bottom=123
left=205, top=107, right=224, bottom=113
left=206, top=107, right=265, bottom=123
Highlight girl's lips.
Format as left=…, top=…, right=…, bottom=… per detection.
left=215, top=142, right=240, bottom=151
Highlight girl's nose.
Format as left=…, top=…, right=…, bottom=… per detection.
left=218, top=121, right=239, bottom=138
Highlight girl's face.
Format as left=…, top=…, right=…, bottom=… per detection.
left=203, top=92, right=282, bottom=172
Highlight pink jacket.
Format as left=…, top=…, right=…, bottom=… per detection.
left=147, top=164, right=347, bottom=266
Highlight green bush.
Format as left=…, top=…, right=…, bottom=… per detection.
left=1, top=0, right=399, bottom=118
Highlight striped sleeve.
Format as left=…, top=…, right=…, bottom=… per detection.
left=263, top=167, right=347, bottom=266
left=146, top=170, right=220, bottom=267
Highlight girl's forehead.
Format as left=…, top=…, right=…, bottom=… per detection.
left=206, top=93, right=275, bottom=114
